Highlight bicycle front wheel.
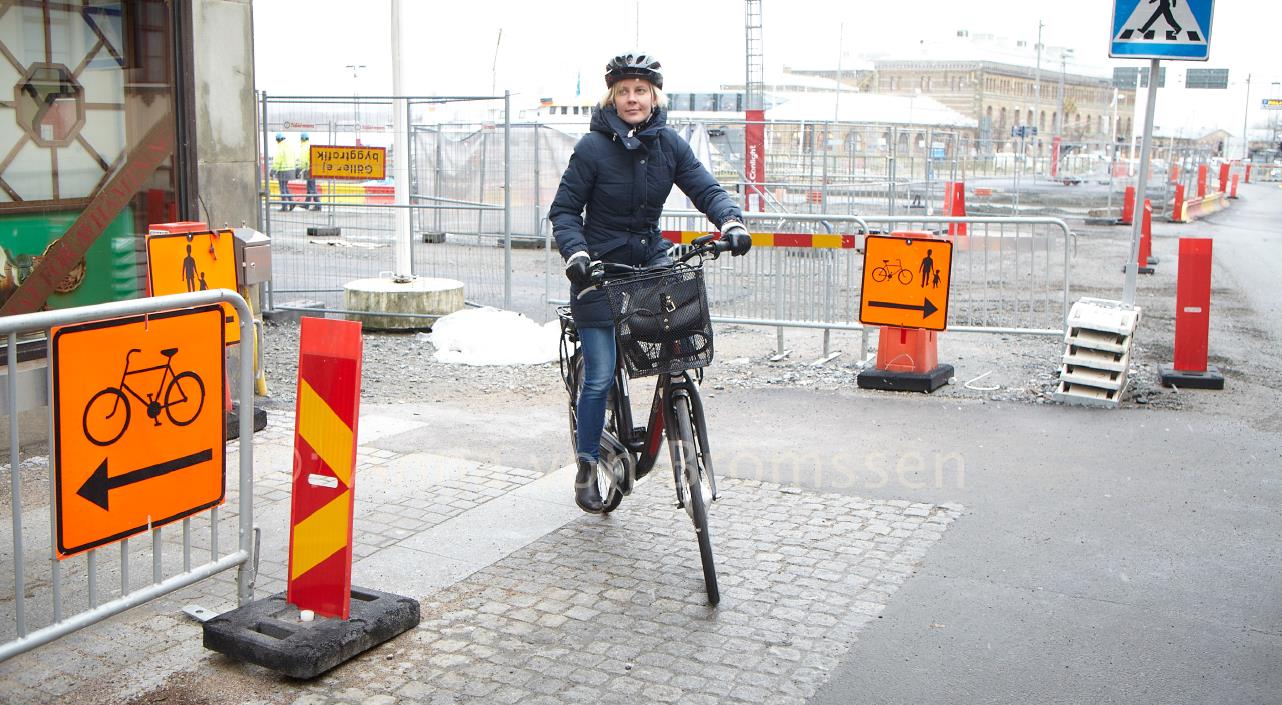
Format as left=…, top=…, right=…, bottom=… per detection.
left=671, top=394, right=719, bottom=605
left=164, top=371, right=205, bottom=426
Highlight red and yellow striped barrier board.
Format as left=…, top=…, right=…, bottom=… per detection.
left=287, top=317, right=363, bottom=620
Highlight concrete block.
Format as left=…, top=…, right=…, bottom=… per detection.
left=202, top=586, right=420, bottom=679
left=342, top=276, right=464, bottom=331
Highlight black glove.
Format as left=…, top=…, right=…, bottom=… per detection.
left=565, top=252, right=600, bottom=287
left=723, top=224, right=752, bottom=256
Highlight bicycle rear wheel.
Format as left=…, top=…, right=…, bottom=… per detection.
left=671, top=394, right=719, bottom=605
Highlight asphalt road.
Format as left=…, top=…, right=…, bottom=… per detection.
left=746, top=182, right=1282, bottom=704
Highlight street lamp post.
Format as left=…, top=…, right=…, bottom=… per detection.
left=1056, top=48, right=1074, bottom=138
left=1034, top=20, right=1043, bottom=175
left=345, top=63, right=366, bottom=144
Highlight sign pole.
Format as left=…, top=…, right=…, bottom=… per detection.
left=1124, top=58, right=1161, bottom=307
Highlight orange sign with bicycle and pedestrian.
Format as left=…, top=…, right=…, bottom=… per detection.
left=859, top=234, right=953, bottom=331
left=51, top=305, right=226, bottom=558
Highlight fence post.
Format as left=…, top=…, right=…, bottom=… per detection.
left=504, top=90, right=512, bottom=310
left=259, top=92, right=273, bottom=311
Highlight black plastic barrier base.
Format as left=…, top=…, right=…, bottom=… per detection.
left=224, top=402, right=268, bottom=441
left=857, top=364, right=954, bottom=393
left=203, top=587, right=420, bottom=679
left=1159, top=364, right=1225, bottom=390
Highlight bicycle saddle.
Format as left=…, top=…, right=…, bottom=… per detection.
left=160, top=347, right=178, bottom=357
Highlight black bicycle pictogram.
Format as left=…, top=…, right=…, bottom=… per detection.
left=82, top=347, right=206, bottom=446
left=871, top=258, right=914, bottom=285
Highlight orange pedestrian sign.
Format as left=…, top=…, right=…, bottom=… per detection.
left=859, top=234, right=953, bottom=331
left=51, top=305, right=226, bottom=558
left=146, top=229, right=240, bottom=345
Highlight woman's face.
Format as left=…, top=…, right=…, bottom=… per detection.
left=612, top=78, right=656, bottom=126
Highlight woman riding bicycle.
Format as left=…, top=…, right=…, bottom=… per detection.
left=548, top=51, right=751, bottom=513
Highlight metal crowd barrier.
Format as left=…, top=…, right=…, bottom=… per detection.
left=657, top=211, right=1074, bottom=339
left=1, top=290, right=257, bottom=661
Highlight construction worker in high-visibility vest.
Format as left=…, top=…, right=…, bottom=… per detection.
left=271, top=133, right=296, bottom=211
left=297, top=133, right=320, bottom=210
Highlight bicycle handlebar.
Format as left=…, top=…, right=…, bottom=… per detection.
left=575, top=235, right=729, bottom=299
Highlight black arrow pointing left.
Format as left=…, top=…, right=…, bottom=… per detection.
left=77, top=449, right=213, bottom=511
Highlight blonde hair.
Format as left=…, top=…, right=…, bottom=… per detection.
left=598, top=82, right=668, bottom=110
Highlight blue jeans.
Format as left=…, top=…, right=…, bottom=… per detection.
left=575, top=324, right=617, bottom=462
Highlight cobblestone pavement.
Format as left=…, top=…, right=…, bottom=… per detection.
left=0, top=408, right=960, bottom=704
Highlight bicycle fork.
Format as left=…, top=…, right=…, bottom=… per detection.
left=665, top=382, right=717, bottom=511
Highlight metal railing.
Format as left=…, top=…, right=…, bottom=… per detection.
left=1, top=290, right=257, bottom=661
left=550, top=212, right=1074, bottom=346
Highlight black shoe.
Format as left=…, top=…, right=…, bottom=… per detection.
left=574, top=460, right=603, bottom=513
left=279, top=207, right=288, bottom=212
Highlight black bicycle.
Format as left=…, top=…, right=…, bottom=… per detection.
left=82, top=347, right=206, bottom=446
left=558, top=234, right=731, bottom=605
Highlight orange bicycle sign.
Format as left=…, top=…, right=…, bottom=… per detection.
left=51, top=305, right=226, bottom=558
left=859, top=234, right=953, bottom=331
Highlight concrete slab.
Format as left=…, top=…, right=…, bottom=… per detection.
left=396, top=464, right=581, bottom=564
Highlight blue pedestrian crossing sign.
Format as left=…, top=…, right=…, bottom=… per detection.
left=1111, top=0, right=1214, bottom=60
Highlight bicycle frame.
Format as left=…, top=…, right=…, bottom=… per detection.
left=112, top=349, right=177, bottom=410
left=589, top=338, right=718, bottom=507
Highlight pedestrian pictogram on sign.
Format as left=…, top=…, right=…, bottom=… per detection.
left=859, top=235, right=952, bottom=331
left=146, top=230, right=241, bottom=345
left=51, top=305, right=226, bottom=558
left=1111, top=0, right=1215, bottom=60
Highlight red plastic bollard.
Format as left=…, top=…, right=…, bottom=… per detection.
left=1245, top=164, right=1252, bottom=183
left=1160, top=239, right=1223, bottom=388
left=1171, top=183, right=1186, bottom=222
left=942, top=181, right=954, bottom=216
left=1169, top=163, right=1180, bottom=183
left=1197, top=163, right=1208, bottom=198
left=1119, top=185, right=1136, bottom=225
left=1173, top=238, right=1211, bottom=371
left=1218, top=162, right=1230, bottom=193
left=1230, top=174, right=1239, bottom=199
left=949, top=182, right=968, bottom=236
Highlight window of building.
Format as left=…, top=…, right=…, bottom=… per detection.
left=0, top=0, right=186, bottom=313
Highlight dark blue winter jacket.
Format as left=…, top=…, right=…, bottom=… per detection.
left=549, top=105, right=742, bottom=326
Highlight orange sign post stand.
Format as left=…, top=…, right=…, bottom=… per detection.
left=856, top=232, right=954, bottom=393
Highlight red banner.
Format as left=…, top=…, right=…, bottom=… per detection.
left=744, top=109, right=766, bottom=212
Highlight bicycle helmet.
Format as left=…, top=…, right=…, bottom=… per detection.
left=605, top=52, right=663, bottom=89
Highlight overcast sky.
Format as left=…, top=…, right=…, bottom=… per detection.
left=252, top=0, right=1279, bottom=137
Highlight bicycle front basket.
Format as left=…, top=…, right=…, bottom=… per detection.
left=604, top=265, right=713, bottom=378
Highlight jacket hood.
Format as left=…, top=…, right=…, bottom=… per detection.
left=590, top=105, right=667, bottom=150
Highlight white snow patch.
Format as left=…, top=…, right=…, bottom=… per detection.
left=428, top=307, right=559, bottom=366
